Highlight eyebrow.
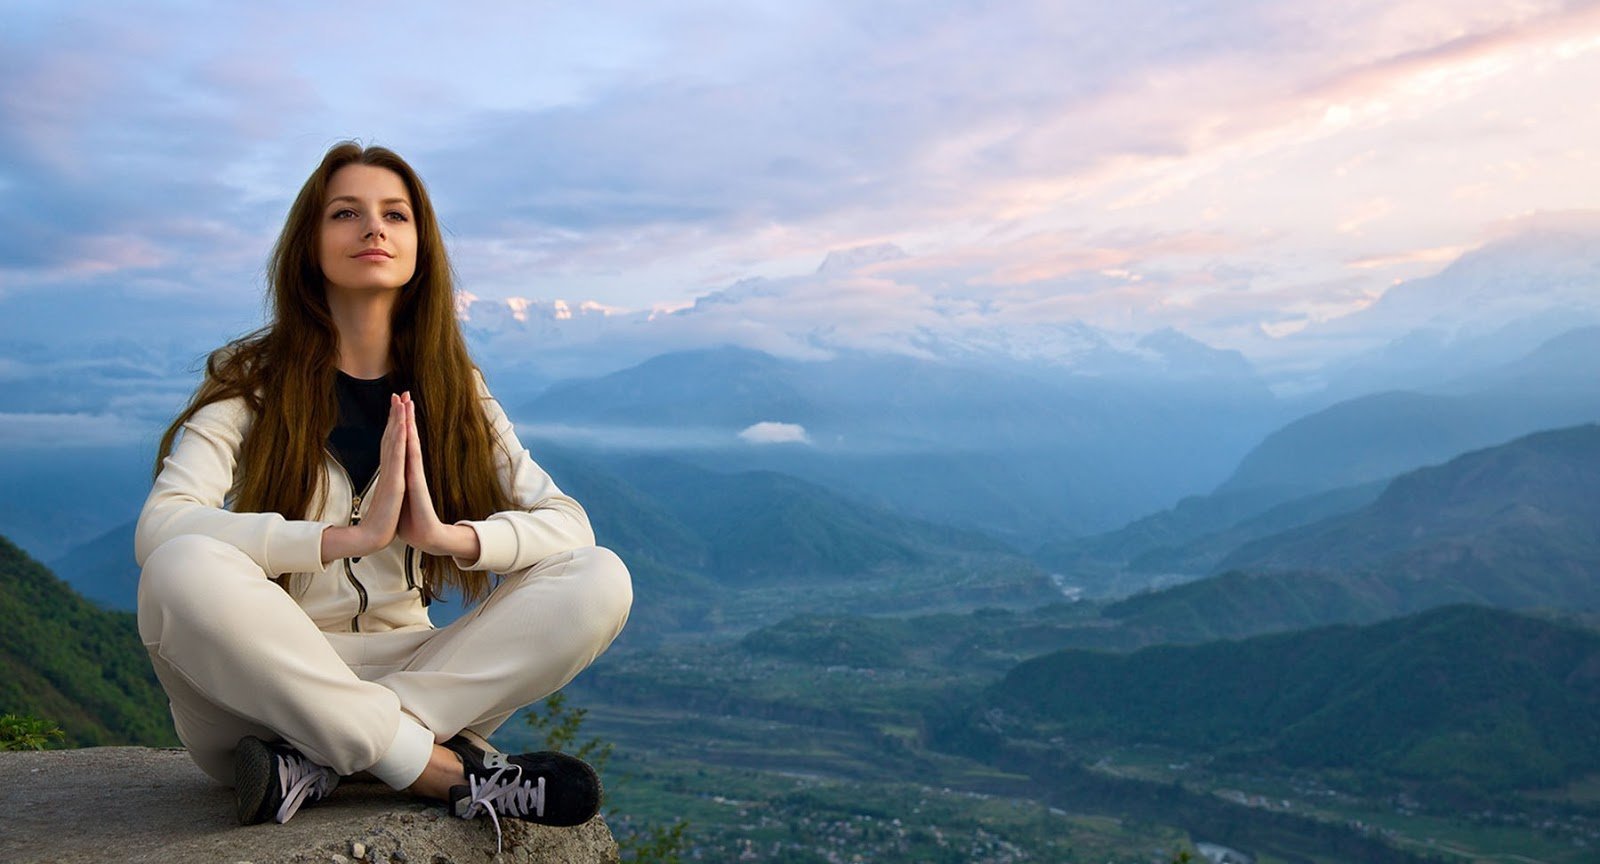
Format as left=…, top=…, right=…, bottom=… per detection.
left=325, top=196, right=412, bottom=208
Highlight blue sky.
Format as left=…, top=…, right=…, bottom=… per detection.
left=3, top=0, right=1600, bottom=363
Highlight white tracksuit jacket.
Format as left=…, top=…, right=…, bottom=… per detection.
left=134, top=371, right=594, bottom=632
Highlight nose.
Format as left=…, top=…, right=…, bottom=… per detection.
left=363, top=215, right=385, bottom=240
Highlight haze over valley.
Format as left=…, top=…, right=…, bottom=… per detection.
left=5, top=227, right=1600, bottom=862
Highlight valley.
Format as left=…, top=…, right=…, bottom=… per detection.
left=501, top=601, right=1600, bottom=863
left=515, top=420, right=1600, bottom=861
left=4, top=316, right=1599, bottom=862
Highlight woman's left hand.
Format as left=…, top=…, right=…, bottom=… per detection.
left=397, top=393, right=482, bottom=561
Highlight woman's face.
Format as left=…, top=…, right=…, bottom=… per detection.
left=317, top=163, right=419, bottom=297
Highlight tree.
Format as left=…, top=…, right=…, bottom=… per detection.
left=526, top=692, right=691, bottom=864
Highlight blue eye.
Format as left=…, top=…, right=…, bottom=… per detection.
left=332, top=208, right=356, bottom=219
left=386, top=211, right=409, bottom=222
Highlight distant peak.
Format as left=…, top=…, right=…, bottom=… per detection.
left=455, top=293, right=625, bottom=325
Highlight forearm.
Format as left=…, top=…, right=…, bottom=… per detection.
left=137, top=500, right=328, bottom=576
left=422, top=523, right=482, bottom=562
left=451, top=497, right=593, bottom=572
left=320, top=524, right=373, bottom=565
left=333, top=522, right=478, bottom=565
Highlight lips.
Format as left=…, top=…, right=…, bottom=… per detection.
left=354, top=248, right=393, bottom=259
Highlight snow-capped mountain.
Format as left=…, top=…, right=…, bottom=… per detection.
left=460, top=243, right=1268, bottom=389
left=1297, top=214, right=1600, bottom=399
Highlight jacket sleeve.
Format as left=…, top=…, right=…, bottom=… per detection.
left=133, top=396, right=330, bottom=576
left=451, top=372, right=595, bottom=573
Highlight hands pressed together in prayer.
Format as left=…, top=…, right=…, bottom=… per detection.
left=319, top=392, right=481, bottom=566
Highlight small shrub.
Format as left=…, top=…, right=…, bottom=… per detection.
left=0, top=714, right=66, bottom=751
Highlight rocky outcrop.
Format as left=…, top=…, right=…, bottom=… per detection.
left=0, top=747, right=619, bottom=864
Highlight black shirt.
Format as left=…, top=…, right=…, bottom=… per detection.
left=328, top=370, right=394, bottom=496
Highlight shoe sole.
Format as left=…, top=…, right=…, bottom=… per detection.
left=234, top=736, right=276, bottom=825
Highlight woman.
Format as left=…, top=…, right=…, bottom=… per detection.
left=134, top=141, right=632, bottom=845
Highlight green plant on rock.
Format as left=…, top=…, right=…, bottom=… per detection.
left=524, top=691, right=613, bottom=773
left=525, top=692, right=690, bottom=863
left=621, top=818, right=689, bottom=864
left=0, top=714, right=66, bottom=751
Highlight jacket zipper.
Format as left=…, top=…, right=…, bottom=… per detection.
left=409, top=547, right=435, bottom=608
left=328, top=452, right=378, bottom=632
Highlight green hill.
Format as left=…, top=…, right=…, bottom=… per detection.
left=1216, top=327, right=1600, bottom=501
left=521, top=346, right=822, bottom=428
left=55, top=447, right=1041, bottom=642
left=540, top=446, right=1030, bottom=587
left=610, top=455, right=1014, bottom=586
left=1096, top=424, right=1600, bottom=645
left=47, top=521, right=139, bottom=611
left=1216, top=390, right=1522, bottom=498
left=0, top=534, right=174, bottom=747
left=1032, top=481, right=1383, bottom=593
left=982, top=605, right=1600, bottom=792
left=1216, top=424, right=1600, bottom=600
left=739, top=614, right=915, bottom=668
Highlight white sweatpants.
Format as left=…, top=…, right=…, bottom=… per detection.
left=136, top=534, right=632, bottom=790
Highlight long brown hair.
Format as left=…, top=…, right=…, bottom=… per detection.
left=155, top=141, right=513, bottom=602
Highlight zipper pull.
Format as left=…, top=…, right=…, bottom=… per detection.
left=351, top=494, right=362, bottom=526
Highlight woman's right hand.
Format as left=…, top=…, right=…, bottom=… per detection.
left=320, top=393, right=409, bottom=564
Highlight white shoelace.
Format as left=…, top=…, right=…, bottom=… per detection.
left=274, top=751, right=338, bottom=824
left=460, top=764, right=547, bottom=853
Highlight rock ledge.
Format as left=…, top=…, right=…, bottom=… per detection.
left=0, top=747, right=618, bottom=864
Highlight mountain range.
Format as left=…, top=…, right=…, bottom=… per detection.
left=1215, top=423, right=1600, bottom=585
left=45, top=447, right=1058, bottom=644
left=1034, top=325, right=1600, bottom=591
left=724, top=420, right=1600, bottom=666
left=30, top=327, right=1600, bottom=639
left=1099, top=424, right=1600, bottom=645
left=454, top=221, right=1600, bottom=395
left=1300, top=215, right=1600, bottom=398
left=513, top=344, right=1283, bottom=542
left=5, top=222, right=1599, bottom=864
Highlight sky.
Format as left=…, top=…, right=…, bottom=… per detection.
left=3, top=0, right=1600, bottom=370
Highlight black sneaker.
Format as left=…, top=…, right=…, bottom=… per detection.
left=442, top=736, right=601, bottom=850
left=233, top=735, right=340, bottom=825
left=447, top=728, right=499, bottom=756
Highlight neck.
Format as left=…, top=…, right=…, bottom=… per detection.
left=327, top=289, right=397, bottom=379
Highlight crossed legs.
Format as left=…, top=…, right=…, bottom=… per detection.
left=137, top=535, right=632, bottom=790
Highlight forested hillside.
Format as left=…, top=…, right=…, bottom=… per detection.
left=1096, top=424, right=1600, bottom=644
left=972, top=605, right=1600, bottom=794
left=1216, top=423, right=1600, bottom=585
left=0, top=535, right=172, bottom=747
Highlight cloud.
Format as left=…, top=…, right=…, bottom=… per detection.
left=0, top=412, right=152, bottom=448
left=738, top=421, right=810, bottom=445
left=515, top=422, right=738, bottom=451
left=1347, top=244, right=1471, bottom=269
left=4, top=0, right=1600, bottom=381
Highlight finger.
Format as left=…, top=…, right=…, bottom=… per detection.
left=383, top=396, right=408, bottom=473
left=385, top=393, right=402, bottom=432
left=381, top=395, right=401, bottom=449
left=405, top=400, right=420, bottom=452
